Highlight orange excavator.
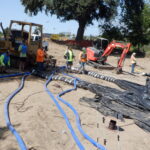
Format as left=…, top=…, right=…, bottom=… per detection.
left=86, top=40, right=131, bottom=73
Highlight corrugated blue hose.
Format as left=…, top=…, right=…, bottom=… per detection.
left=57, top=74, right=107, bottom=150
left=0, top=72, right=31, bottom=79
left=44, top=74, right=85, bottom=150
left=3, top=72, right=31, bottom=150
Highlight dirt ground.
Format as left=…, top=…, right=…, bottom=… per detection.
left=0, top=41, right=150, bottom=150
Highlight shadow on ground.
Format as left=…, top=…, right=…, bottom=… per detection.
left=0, top=124, right=21, bottom=140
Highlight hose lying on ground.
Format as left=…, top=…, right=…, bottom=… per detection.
left=57, top=73, right=106, bottom=150
left=0, top=72, right=31, bottom=79
left=44, top=73, right=85, bottom=150
left=4, top=72, right=31, bottom=150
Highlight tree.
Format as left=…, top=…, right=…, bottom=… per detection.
left=121, top=0, right=145, bottom=49
left=101, top=24, right=124, bottom=41
left=142, top=3, right=150, bottom=44
left=21, top=0, right=119, bottom=41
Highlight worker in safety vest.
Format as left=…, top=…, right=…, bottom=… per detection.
left=18, top=40, right=28, bottom=71
left=36, top=46, right=46, bottom=71
left=79, top=47, right=87, bottom=73
left=64, top=46, right=75, bottom=71
left=130, top=52, right=136, bottom=73
left=0, top=51, right=10, bottom=72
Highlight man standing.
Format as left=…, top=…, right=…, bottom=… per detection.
left=18, top=40, right=28, bottom=71
left=64, top=46, right=75, bottom=71
left=0, top=51, right=10, bottom=73
left=36, top=46, right=45, bottom=71
left=130, top=52, right=136, bottom=73
left=79, top=47, right=87, bottom=73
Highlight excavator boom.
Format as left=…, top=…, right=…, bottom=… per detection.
left=101, top=41, right=131, bottom=67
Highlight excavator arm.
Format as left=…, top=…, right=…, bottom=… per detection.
left=118, top=43, right=131, bottom=68
left=99, top=41, right=131, bottom=73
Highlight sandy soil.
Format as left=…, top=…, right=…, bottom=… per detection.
left=0, top=41, right=150, bottom=150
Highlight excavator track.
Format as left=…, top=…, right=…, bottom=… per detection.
left=87, top=60, right=115, bottom=70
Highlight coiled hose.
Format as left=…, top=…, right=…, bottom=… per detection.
left=4, top=72, right=30, bottom=150
left=44, top=73, right=85, bottom=150
left=57, top=73, right=106, bottom=150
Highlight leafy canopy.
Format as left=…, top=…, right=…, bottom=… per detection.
left=121, top=0, right=145, bottom=47
left=21, top=0, right=119, bottom=40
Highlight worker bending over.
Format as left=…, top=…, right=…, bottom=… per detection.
left=64, top=46, right=75, bottom=71
left=79, top=47, right=87, bottom=73
left=0, top=51, right=10, bottom=73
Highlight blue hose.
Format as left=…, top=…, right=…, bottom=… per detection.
left=44, top=74, right=85, bottom=150
left=57, top=76, right=106, bottom=150
left=4, top=73, right=30, bottom=150
left=0, top=72, right=31, bottom=79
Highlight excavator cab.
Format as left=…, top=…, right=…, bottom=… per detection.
left=86, top=40, right=131, bottom=73
left=92, top=38, right=109, bottom=64
left=93, top=37, right=109, bottom=50
left=86, top=37, right=109, bottom=63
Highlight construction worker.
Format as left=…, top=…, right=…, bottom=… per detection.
left=130, top=52, right=136, bottom=73
left=18, top=40, right=28, bottom=71
left=36, top=46, right=45, bottom=71
left=64, top=46, right=75, bottom=71
left=0, top=51, right=10, bottom=73
left=79, top=47, right=87, bottom=73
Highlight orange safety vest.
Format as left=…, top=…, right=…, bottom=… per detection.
left=36, top=48, right=45, bottom=62
left=79, top=52, right=87, bottom=62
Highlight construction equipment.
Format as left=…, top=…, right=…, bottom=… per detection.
left=86, top=40, right=131, bottom=73
left=0, top=20, right=56, bottom=68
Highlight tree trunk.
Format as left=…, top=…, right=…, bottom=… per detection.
left=75, top=20, right=86, bottom=41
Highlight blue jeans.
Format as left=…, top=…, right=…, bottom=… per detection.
left=79, top=62, right=86, bottom=72
left=131, top=63, right=136, bottom=73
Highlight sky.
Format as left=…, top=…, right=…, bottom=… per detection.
left=0, top=0, right=100, bottom=36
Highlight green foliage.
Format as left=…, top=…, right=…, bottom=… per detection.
left=121, top=0, right=146, bottom=48
left=21, top=0, right=45, bottom=15
left=21, top=0, right=119, bottom=41
left=101, top=24, right=124, bottom=41
left=100, top=0, right=150, bottom=52
left=142, top=3, right=150, bottom=43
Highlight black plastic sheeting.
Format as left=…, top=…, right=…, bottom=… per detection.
left=143, top=73, right=150, bottom=77
left=33, top=69, right=150, bottom=132
left=51, top=74, right=150, bottom=132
